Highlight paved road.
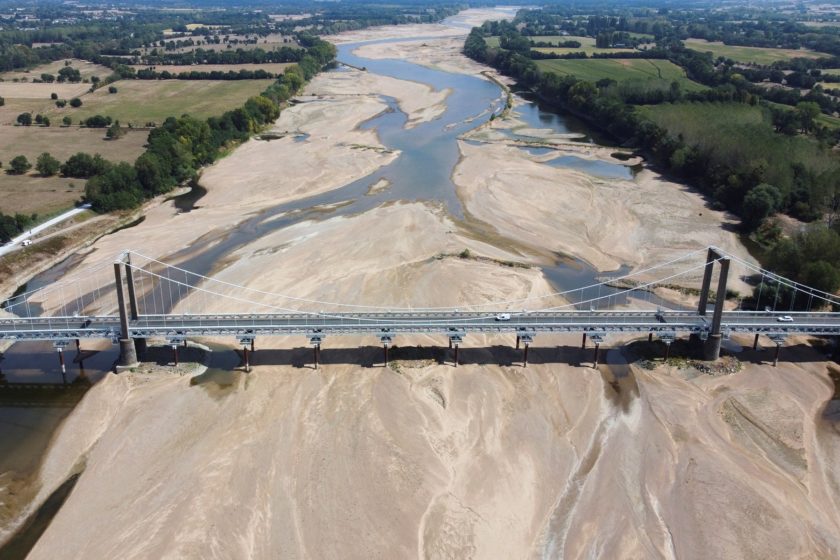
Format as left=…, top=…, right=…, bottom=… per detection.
left=1, top=310, right=838, bottom=342
left=0, top=203, right=92, bottom=258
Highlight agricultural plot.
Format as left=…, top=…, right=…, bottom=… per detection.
left=0, top=127, right=147, bottom=216
left=535, top=58, right=706, bottom=91
left=531, top=35, right=637, bottom=56
left=48, top=79, right=275, bottom=126
left=0, top=59, right=112, bottom=83
left=637, top=102, right=840, bottom=188
left=129, top=63, right=294, bottom=75
left=684, top=39, right=832, bottom=64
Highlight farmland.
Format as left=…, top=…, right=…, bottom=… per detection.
left=129, top=63, right=295, bottom=75
left=48, top=79, right=275, bottom=126
left=0, top=127, right=147, bottom=216
left=0, top=59, right=112, bottom=83
left=684, top=39, right=832, bottom=64
left=535, top=58, right=706, bottom=91
left=637, top=102, right=840, bottom=192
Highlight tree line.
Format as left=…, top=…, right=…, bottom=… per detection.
left=82, top=37, right=335, bottom=213
left=464, top=24, right=840, bottom=303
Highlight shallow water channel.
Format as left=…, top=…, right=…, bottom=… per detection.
left=0, top=16, right=654, bottom=545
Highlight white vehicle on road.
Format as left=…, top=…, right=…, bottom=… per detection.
left=495, top=313, right=511, bottom=321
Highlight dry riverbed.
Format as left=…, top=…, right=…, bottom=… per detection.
left=4, top=9, right=839, bottom=560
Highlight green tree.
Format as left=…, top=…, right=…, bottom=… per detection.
left=50, top=92, right=58, bottom=100
left=69, top=97, right=82, bottom=108
left=108, top=85, right=118, bottom=94
left=795, top=101, right=821, bottom=133
left=35, top=152, right=60, bottom=176
left=62, top=115, right=72, bottom=126
left=61, top=152, right=110, bottom=178
left=106, top=121, right=124, bottom=139
left=742, top=183, right=782, bottom=230
left=16, top=112, right=32, bottom=126
left=8, top=155, right=32, bottom=175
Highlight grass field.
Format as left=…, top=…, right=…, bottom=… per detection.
left=535, top=58, right=706, bottom=91
left=0, top=59, right=112, bottom=83
left=129, top=63, right=294, bottom=75
left=0, top=128, right=147, bottom=216
left=684, top=39, right=832, bottom=64
left=48, top=79, right=275, bottom=126
left=637, top=101, right=839, bottom=189
left=486, top=35, right=638, bottom=56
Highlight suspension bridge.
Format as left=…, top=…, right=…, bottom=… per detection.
left=1, top=247, right=839, bottom=371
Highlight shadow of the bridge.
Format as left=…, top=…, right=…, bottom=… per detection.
left=215, top=340, right=836, bottom=369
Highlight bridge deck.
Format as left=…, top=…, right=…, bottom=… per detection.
left=1, top=310, right=839, bottom=342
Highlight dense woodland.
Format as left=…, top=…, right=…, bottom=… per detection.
left=465, top=9, right=840, bottom=303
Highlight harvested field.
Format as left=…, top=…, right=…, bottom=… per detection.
left=685, top=39, right=832, bottom=64
left=0, top=128, right=147, bottom=216
left=535, top=58, right=705, bottom=91
left=129, top=63, right=294, bottom=75
left=0, top=59, right=111, bottom=83
left=0, top=82, right=88, bottom=99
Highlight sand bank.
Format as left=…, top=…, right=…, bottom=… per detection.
left=452, top=140, right=756, bottom=292
left=173, top=201, right=559, bottom=313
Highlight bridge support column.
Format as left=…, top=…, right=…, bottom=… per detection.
left=581, top=333, right=587, bottom=349
left=703, top=255, right=730, bottom=361
left=75, top=339, right=80, bottom=352
left=774, top=343, right=782, bottom=367
left=454, top=344, right=459, bottom=367
left=171, top=345, right=179, bottom=367
left=516, top=335, right=520, bottom=350
left=243, top=346, right=250, bottom=373
left=753, top=333, right=760, bottom=351
left=314, top=344, right=320, bottom=370
left=383, top=344, right=389, bottom=367
left=523, top=343, right=529, bottom=367
left=123, top=254, right=147, bottom=359
left=114, top=261, right=139, bottom=369
left=664, top=341, right=672, bottom=361
left=648, top=332, right=653, bottom=343
left=251, top=339, right=255, bottom=353
left=593, top=342, right=601, bottom=367
left=57, top=347, right=66, bottom=374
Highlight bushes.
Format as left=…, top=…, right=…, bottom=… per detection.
left=61, top=152, right=110, bottom=178
left=7, top=155, right=31, bottom=175
left=36, top=153, right=61, bottom=176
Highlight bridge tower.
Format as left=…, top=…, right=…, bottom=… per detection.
left=114, top=255, right=139, bottom=369
left=697, top=247, right=730, bottom=361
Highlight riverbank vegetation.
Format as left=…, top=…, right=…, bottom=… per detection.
left=465, top=8, right=840, bottom=303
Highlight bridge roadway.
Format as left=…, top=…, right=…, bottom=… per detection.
left=1, top=310, right=840, bottom=342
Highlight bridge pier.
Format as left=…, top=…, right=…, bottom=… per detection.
left=581, top=333, right=587, bottom=349
left=703, top=334, right=723, bottom=361
left=383, top=344, right=389, bottom=367
left=242, top=346, right=250, bottom=373
left=171, top=344, right=179, bottom=366
left=593, top=342, right=601, bottom=367
left=774, top=343, right=782, bottom=367
left=454, top=344, right=459, bottom=367
left=753, top=333, right=760, bottom=351
left=57, top=347, right=66, bottom=374
left=523, top=343, right=529, bottom=367
left=516, top=335, right=520, bottom=350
